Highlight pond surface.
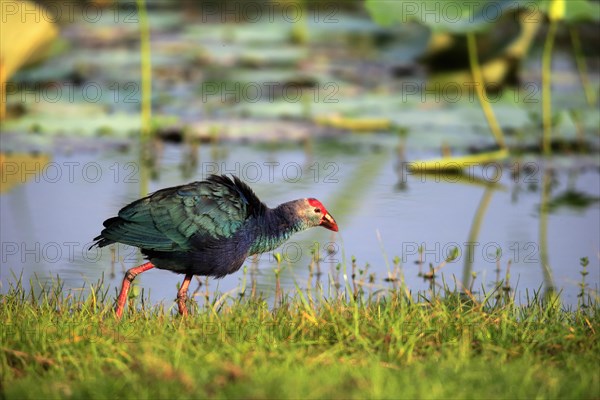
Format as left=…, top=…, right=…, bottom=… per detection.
left=1, top=137, right=598, bottom=308
left=1, top=6, right=599, bottom=308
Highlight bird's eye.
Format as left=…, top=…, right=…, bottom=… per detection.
left=314, top=208, right=321, bottom=213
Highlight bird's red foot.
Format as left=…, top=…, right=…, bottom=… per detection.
left=177, top=274, right=193, bottom=316
left=115, top=262, right=154, bottom=319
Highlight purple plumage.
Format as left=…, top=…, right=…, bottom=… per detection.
left=92, top=174, right=338, bottom=318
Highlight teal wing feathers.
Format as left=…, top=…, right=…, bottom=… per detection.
left=92, top=175, right=266, bottom=251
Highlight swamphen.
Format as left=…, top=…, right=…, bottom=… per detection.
left=92, top=174, right=338, bottom=318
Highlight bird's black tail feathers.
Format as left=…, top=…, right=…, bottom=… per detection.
left=89, top=217, right=122, bottom=250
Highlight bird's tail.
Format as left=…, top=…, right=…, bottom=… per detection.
left=89, top=236, right=115, bottom=250
left=89, top=216, right=121, bottom=250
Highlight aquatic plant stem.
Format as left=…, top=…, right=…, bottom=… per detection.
left=466, top=32, right=506, bottom=150
left=569, top=26, right=597, bottom=107
left=462, top=186, right=494, bottom=289
left=137, top=0, right=152, bottom=196
left=137, top=0, right=152, bottom=143
left=539, top=167, right=556, bottom=293
left=0, top=82, right=5, bottom=120
left=542, top=21, right=558, bottom=156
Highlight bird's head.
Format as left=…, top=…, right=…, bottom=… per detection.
left=298, top=198, right=339, bottom=232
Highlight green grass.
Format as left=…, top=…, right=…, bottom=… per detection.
left=1, top=276, right=599, bottom=399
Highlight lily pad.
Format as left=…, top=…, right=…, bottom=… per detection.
left=408, top=149, right=510, bottom=172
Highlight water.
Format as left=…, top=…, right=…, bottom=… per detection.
left=1, top=138, right=598, bottom=307
left=2, top=6, right=599, bottom=308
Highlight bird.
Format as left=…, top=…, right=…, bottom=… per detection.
left=91, top=174, right=338, bottom=318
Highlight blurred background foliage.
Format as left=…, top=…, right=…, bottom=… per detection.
left=2, top=0, right=598, bottom=145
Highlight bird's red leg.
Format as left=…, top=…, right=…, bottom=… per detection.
left=177, top=274, right=194, bottom=316
left=115, top=262, right=154, bottom=319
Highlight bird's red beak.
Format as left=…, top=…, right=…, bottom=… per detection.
left=320, top=212, right=338, bottom=232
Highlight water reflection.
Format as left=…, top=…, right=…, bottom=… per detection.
left=1, top=141, right=598, bottom=308
left=463, top=186, right=495, bottom=291
left=539, top=165, right=556, bottom=296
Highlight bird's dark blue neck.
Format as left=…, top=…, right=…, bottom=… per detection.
left=247, top=203, right=305, bottom=255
